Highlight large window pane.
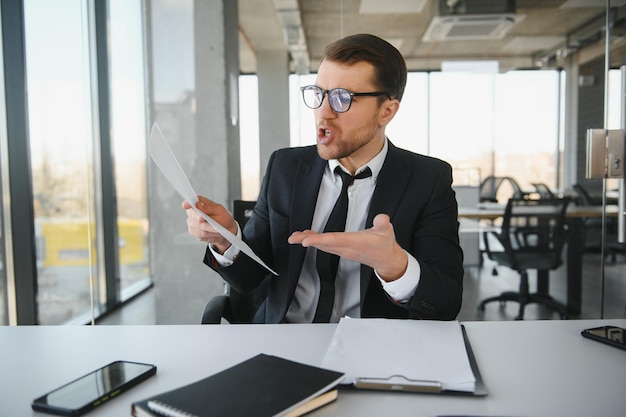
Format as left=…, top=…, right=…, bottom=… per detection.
left=240, top=75, right=260, bottom=200
left=385, top=72, right=429, bottom=155
left=24, top=0, right=99, bottom=324
left=428, top=70, right=561, bottom=191
left=289, top=73, right=316, bottom=147
left=289, top=69, right=562, bottom=191
left=493, top=71, right=561, bottom=190
left=109, top=0, right=150, bottom=296
left=0, top=2, right=7, bottom=325
left=430, top=71, right=496, bottom=180
left=608, top=68, right=623, bottom=130
left=0, top=197, right=4, bottom=324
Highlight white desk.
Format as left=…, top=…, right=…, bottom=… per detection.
left=2, top=319, right=625, bottom=417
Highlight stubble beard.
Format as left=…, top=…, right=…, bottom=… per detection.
left=317, top=123, right=379, bottom=161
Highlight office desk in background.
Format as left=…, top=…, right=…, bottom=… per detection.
left=2, top=320, right=625, bottom=417
left=459, top=204, right=620, bottom=316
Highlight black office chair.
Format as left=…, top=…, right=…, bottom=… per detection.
left=571, top=183, right=619, bottom=253
left=478, top=197, right=571, bottom=320
left=531, top=182, right=556, bottom=199
left=479, top=175, right=529, bottom=203
left=572, top=183, right=598, bottom=206
left=201, top=200, right=270, bottom=324
left=479, top=176, right=506, bottom=203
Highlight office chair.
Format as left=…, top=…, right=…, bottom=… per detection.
left=572, top=183, right=597, bottom=206
left=478, top=197, right=571, bottom=320
left=479, top=176, right=506, bottom=203
left=531, top=182, right=556, bottom=199
left=478, top=176, right=530, bottom=266
left=201, top=200, right=270, bottom=324
left=571, top=183, right=619, bottom=253
left=479, top=176, right=529, bottom=203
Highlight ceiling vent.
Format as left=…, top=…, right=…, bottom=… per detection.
left=423, top=0, right=523, bottom=41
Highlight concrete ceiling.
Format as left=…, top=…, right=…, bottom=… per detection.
left=238, top=0, right=626, bottom=74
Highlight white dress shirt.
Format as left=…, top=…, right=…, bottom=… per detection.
left=212, top=140, right=421, bottom=323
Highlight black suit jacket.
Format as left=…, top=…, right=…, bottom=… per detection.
left=205, top=141, right=463, bottom=323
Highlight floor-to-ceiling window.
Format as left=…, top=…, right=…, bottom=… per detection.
left=285, top=69, right=564, bottom=193
left=24, top=0, right=100, bottom=324
left=109, top=0, right=150, bottom=296
left=240, top=74, right=260, bottom=200
left=608, top=69, right=623, bottom=129
left=5, top=0, right=152, bottom=325
left=0, top=0, right=6, bottom=325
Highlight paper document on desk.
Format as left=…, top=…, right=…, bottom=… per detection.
left=322, top=318, right=476, bottom=393
left=149, top=123, right=277, bottom=276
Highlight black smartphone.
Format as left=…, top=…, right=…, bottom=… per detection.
left=581, top=325, right=626, bottom=351
left=31, top=360, right=157, bottom=416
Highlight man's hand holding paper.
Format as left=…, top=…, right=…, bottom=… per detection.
left=149, top=122, right=277, bottom=275
left=183, top=196, right=238, bottom=255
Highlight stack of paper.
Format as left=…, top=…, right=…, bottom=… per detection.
left=321, top=318, right=476, bottom=393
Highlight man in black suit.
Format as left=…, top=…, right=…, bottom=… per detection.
left=184, top=34, right=463, bottom=323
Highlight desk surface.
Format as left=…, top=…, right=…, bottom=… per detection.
left=459, top=203, right=620, bottom=220
left=3, top=319, right=625, bottom=417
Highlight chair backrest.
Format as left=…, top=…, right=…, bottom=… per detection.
left=227, top=199, right=269, bottom=323
left=572, top=183, right=597, bottom=205
left=479, top=176, right=506, bottom=202
left=505, top=177, right=526, bottom=199
left=531, top=182, right=556, bottom=199
left=233, top=199, right=256, bottom=228
left=485, top=197, right=571, bottom=271
left=480, top=176, right=526, bottom=203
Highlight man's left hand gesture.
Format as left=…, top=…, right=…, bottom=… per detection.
left=288, top=214, right=408, bottom=282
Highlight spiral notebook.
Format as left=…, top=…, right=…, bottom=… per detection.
left=131, top=354, right=344, bottom=417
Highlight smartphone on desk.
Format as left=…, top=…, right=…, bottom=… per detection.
left=581, top=325, right=626, bottom=351
left=32, top=360, right=156, bottom=416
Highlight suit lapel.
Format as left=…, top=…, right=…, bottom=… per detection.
left=361, top=142, right=411, bottom=300
left=368, top=142, right=411, bottom=226
left=288, top=151, right=326, bottom=283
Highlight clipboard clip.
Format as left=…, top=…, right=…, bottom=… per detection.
left=355, top=375, right=443, bottom=393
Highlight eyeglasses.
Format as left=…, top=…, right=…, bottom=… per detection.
left=300, top=85, right=390, bottom=113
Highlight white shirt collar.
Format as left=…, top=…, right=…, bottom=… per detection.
left=328, top=138, right=388, bottom=183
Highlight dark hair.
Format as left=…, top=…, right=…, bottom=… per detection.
left=321, top=34, right=407, bottom=102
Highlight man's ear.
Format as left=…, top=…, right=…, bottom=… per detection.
left=379, top=99, right=400, bottom=127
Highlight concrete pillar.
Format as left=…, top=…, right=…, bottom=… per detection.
left=147, top=0, right=240, bottom=323
left=257, top=50, right=291, bottom=178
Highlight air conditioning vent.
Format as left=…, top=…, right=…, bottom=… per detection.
left=423, top=0, right=523, bottom=41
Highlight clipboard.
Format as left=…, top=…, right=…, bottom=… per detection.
left=350, top=325, right=487, bottom=396
left=327, top=320, right=487, bottom=397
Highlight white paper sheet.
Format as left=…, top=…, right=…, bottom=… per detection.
left=321, top=318, right=476, bottom=392
left=149, top=123, right=278, bottom=276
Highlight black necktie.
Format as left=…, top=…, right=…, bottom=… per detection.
left=314, top=166, right=372, bottom=322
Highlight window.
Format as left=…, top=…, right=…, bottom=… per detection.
left=24, top=0, right=100, bottom=324
left=20, top=0, right=151, bottom=324
left=287, top=70, right=564, bottom=191
left=0, top=9, right=6, bottom=324
left=608, top=69, right=623, bottom=130
left=109, top=0, right=151, bottom=296
left=240, top=75, right=260, bottom=200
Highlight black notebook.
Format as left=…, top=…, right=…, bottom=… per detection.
left=131, top=354, right=344, bottom=417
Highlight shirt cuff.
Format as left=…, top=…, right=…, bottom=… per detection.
left=208, top=223, right=242, bottom=267
left=377, top=251, right=421, bottom=303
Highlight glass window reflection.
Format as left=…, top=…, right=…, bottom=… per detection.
left=109, top=0, right=151, bottom=296
left=24, top=0, right=98, bottom=324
